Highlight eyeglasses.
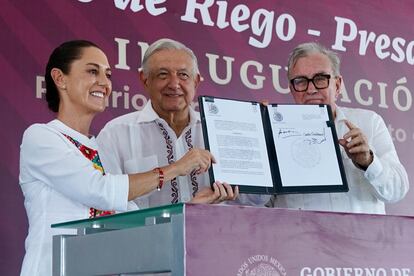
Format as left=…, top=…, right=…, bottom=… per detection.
left=290, top=74, right=332, bottom=92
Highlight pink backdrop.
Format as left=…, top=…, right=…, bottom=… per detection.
left=1, top=1, right=413, bottom=274
left=185, top=204, right=414, bottom=275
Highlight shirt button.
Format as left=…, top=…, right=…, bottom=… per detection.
left=182, top=196, right=190, bottom=202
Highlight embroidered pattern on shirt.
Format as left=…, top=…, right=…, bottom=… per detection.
left=62, top=133, right=115, bottom=218
left=156, top=122, right=179, bottom=203
left=184, top=129, right=199, bottom=196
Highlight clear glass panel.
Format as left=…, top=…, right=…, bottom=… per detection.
left=52, top=203, right=183, bottom=230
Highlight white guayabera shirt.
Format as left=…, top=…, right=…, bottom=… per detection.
left=97, top=101, right=209, bottom=209
left=267, top=106, right=409, bottom=214
left=97, top=101, right=270, bottom=210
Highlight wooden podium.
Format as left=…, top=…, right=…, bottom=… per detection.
left=52, top=203, right=414, bottom=275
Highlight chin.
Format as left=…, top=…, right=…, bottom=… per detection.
left=305, top=100, right=324, bottom=104
left=163, top=103, right=187, bottom=112
left=91, top=105, right=106, bottom=114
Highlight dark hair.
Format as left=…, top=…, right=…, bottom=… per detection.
left=45, top=40, right=100, bottom=112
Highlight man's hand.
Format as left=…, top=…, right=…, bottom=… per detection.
left=190, top=182, right=239, bottom=204
left=174, top=148, right=215, bottom=176
left=338, top=120, right=373, bottom=170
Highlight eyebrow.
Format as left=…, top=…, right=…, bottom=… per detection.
left=154, top=66, right=190, bottom=72
left=86, top=62, right=111, bottom=71
left=293, top=72, right=330, bottom=78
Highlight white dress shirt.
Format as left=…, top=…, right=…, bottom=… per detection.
left=97, top=101, right=211, bottom=209
left=19, top=119, right=129, bottom=276
left=267, top=106, right=409, bottom=214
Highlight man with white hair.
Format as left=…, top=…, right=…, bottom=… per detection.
left=97, top=38, right=240, bottom=208
left=267, top=42, right=409, bottom=214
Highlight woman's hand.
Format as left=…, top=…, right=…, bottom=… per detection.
left=174, top=148, right=215, bottom=176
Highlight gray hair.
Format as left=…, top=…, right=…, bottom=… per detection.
left=287, top=42, right=341, bottom=78
left=141, top=38, right=199, bottom=77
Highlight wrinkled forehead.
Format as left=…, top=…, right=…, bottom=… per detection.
left=147, top=49, right=195, bottom=72
left=290, top=53, right=333, bottom=78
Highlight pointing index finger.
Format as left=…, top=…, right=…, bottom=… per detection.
left=344, top=119, right=357, bottom=130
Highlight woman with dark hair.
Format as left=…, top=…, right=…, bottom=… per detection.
left=19, top=40, right=225, bottom=276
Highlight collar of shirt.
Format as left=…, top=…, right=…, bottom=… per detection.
left=334, top=105, right=347, bottom=123
left=136, top=100, right=201, bottom=129
left=48, top=119, right=98, bottom=149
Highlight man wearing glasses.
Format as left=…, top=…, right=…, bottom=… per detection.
left=266, top=42, right=409, bottom=214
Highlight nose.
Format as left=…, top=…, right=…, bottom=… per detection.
left=96, top=72, right=111, bottom=87
left=306, top=80, right=318, bottom=94
left=96, top=74, right=111, bottom=95
left=167, top=74, right=180, bottom=90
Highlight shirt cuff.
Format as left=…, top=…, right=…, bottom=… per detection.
left=364, top=152, right=383, bottom=181
left=109, top=174, right=130, bottom=212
